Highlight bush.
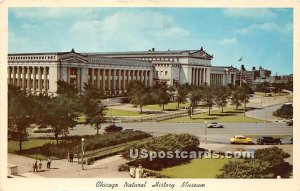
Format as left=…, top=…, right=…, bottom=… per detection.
left=217, top=147, right=293, bottom=178
left=122, top=133, right=200, bottom=170
left=217, top=160, right=270, bottom=178
left=105, top=124, right=123, bottom=133
left=273, top=104, right=293, bottom=119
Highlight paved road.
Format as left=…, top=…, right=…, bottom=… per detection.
left=246, top=104, right=286, bottom=121
left=30, top=122, right=292, bottom=144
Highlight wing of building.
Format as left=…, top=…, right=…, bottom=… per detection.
left=7, top=47, right=236, bottom=95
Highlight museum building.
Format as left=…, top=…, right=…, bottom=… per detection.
left=7, top=48, right=236, bottom=95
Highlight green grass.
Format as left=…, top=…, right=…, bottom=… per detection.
left=144, top=102, right=190, bottom=111
left=106, top=108, right=145, bottom=116
left=8, top=139, right=56, bottom=153
left=160, top=158, right=230, bottom=178
left=162, top=108, right=265, bottom=123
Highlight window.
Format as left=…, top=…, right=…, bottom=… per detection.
left=165, top=71, right=168, bottom=76
left=156, top=71, right=158, bottom=77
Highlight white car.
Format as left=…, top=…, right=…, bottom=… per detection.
left=207, top=122, right=224, bottom=128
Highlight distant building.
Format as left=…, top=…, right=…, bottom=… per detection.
left=236, top=65, right=272, bottom=86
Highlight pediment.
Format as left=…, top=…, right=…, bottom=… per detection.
left=190, top=49, right=213, bottom=60
left=58, top=52, right=88, bottom=63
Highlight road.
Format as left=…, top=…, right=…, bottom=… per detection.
left=246, top=104, right=285, bottom=121
left=30, top=122, right=292, bottom=144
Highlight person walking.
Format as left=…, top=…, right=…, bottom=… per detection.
left=38, top=160, right=42, bottom=172
left=47, top=157, right=52, bottom=169
left=34, top=161, right=38, bottom=172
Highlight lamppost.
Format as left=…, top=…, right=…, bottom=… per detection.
left=204, top=121, right=208, bottom=144
left=81, top=137, right=85, bottom=170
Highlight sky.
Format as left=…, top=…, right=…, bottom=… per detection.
left=8, top=8, right=293, bottom=75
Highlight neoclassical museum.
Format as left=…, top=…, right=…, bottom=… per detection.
left=7, top=47, right=236, bottom=95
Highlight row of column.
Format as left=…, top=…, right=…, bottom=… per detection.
left=88, top=68, right=151, bottom=91
left=8, top=66, right=49, bottom=92
left=65, top=67, right=153, bottom=94
left=191, top=67, right=207, bottom=86
left=210, top=73, right=224, bottom=86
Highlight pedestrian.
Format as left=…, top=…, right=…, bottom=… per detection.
left=32, top=163, right=35, bottom=173
left=48, top=158, right=52, bottom=169
left=34, top=160, right=38, bottom=172
left=67, top=151, right=70, bottom=162
left=38, top=160, right=42, bottom=172
left=70, top=152, right=73, bottom=162
left=47, top=157, right=51, bottom=169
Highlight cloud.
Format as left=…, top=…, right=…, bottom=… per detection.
left=69, top=11, right=190, bottom=51
left=218, top=37, right=237, bottom=45
left=238, top=22, right=292, bottom=34
left=223, top=8, right=277, bottom=20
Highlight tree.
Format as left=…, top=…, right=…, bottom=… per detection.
left=188, top=87, right=202, bottom=108
left=231, top=87, right=242, bottom=110
left=153, top=82, right=172, bottom=111
left=216, top=160, right=270, bottom=178
left=255, top=147, right=292, bottom=178
left=8, top=85, right=35, bottom=151
left=174, top=83, right=189, bottom=109
left=262, top=81, right=270, bottom=96
left=203, top=86, right=214, bottom=115
left=127, top=80, right=151, bottom=114
left=240, top=86, right=250, bottom=116
left=81, top=84, right=106, bottom=135
left=215, top=86, right=230, bottom=113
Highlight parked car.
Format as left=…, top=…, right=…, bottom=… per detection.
left=32, top=127, right=53, bottom=133
left=207, top=122, right=224, bottom=128
left=256, top=136, right=281, bottom=145
left=230, top=135, right=253, bottom=144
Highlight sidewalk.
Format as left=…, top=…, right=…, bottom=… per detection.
left=8, top=153, right=130, bottom=178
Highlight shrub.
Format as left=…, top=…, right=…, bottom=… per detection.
left=273, top=104, right=293, bottom=119
left=122, top=133, right=200, bottom=170
left=216, top=160, right=270, bottom=178
left=105, top=124, right=123, bottom=133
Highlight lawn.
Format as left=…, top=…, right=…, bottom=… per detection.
left=8, top=139, right=56, bottom=153
left=160, top=158, right=230, bottom=178
left=162, top=108, right=265, bottom=123
left=106, top=108, right=145, bottom=116
left=144, top=102, right=190, bottom=111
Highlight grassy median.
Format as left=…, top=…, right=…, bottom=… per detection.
left=162, top=108, right=265, bottom=123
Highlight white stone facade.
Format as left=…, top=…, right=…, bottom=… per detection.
left=7, top=48, right=236, bottom=96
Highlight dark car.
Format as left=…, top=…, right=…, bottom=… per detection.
left=207, top=122, right=224, bottom=128
left=256, top=136, right=281, bottom=145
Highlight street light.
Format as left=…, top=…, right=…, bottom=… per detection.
left=81, top=137, right=85, bottom=170
left=204, top=121, right=208, bottom=144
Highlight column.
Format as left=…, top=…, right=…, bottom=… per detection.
left=77, top=68, right=81, bottom=91
left=112, top=69, right=116, bottom=92
left=27, top=67, right=31, bottom=91
left=38, top=67, right=42, bottom=92
left=44, top=67, right=47, bottom=91
left=149, top=70, right=154, bottom=86
left=108, top=69, right=111, bottom=91
left=118, top=69, right=122, bottom=91
left=91, top=68, right=95, bottom=86
left=22, top=66, right=26, bottom=89
left=204, top=68, right=207, bottom=84
left=145, top=70, right=149, bottom=86
left=33, top=67, right=36, bottom=91
left=16, top=67, right=20, bottom=86
left=7, top=67, right=11, bottom=85
left=123, top=70, right=126, bottom=90
left=102, top=69, right=106, bottom=90
left=143, top=70, right=147, bottom=85
left=194, top=68, right=198, bottom=86
left=95, top=69, right=99, bottom=88
left=12, top=66, right=16, bottom=85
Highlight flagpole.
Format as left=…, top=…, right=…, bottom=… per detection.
left=239, top=57, right=243, bottom=87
